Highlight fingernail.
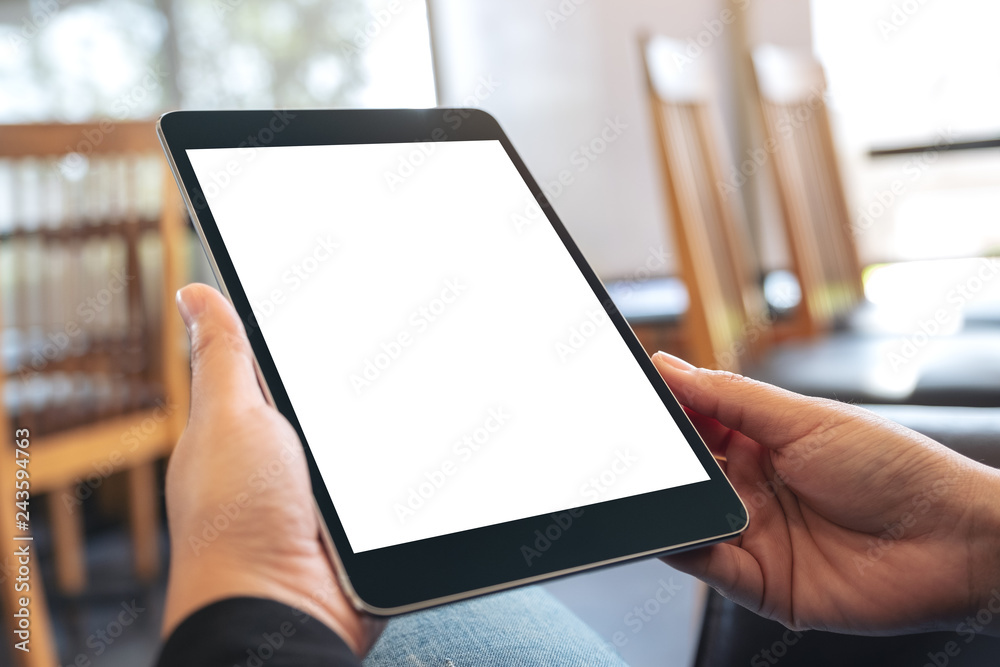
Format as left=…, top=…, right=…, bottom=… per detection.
left=176, top=286, right=204, bottom=331
left=653, top=351, right=696, bottom=371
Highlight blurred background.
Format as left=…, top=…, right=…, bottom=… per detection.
left=1, top=0, right=999, bottom=665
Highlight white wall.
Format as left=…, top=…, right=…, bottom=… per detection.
left=748, top=0, right=811, bottom=48
left=813, top=0, right=1000, bottom=263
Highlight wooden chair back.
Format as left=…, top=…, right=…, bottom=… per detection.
left=0, top=121, right=189, bottom=667
left=750, top=44, right=864, bottom=336
left=640, top=35, right=768, bottom=372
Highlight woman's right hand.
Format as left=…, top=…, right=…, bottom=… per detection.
left=653, top=352, right=1000, bottom=636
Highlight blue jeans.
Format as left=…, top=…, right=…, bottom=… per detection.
left=364, top=587, right=628, bottom=666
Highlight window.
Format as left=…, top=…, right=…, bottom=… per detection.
left=0, top=0, right=435, bottom=122
left=812, top=0, right=1000, bottom=264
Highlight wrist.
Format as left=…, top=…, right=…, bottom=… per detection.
left=963, top=465, right=1000, bottom=637
left=163, top=548, right=376, bottom=656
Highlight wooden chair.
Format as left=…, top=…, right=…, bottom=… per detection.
left=0, top=121, right=189, bottom=666
left=749, top=44, right=865, bottom=337
left=637, top=35, right=996, bottom=406
left=639, top=35, right=770, bottom=372
left=744, top=45, right=1000, bottom=406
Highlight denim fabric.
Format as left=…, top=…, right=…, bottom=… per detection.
left=364, top=586, right=628, bottom=666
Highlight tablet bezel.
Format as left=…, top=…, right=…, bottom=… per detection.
left=157, top=108, right=748, bottom=615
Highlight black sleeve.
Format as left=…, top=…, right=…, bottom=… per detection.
left=155, top=597, right=362, bottom=667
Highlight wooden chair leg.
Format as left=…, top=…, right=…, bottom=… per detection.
left=48, top=488, right=87, bottom=595
left=8, top=573, right=59, bottom=667
left=1, top=469, right=59, bottom=665
left=0, top=546, right=60, bottom=666
left=128, top=463, right=161, bottom=582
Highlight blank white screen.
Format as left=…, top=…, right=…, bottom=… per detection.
left=187, top=140, right=709, bottom=553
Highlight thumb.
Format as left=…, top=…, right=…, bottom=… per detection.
left=177, top=283, right=266, bottom=422
left=652, top=352, right=829, bottom=450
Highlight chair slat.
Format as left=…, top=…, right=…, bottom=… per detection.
left=751, top=45, right=865, bottom=335
left=641, top=35, right=768, bottom=371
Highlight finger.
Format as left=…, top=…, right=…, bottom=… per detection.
left=682, top=406, right=733, bottom=457
left=177, top=283, right=266, bottom=421
left=660, top=543, right=763, bottom=611
left=652, top=352, right=828, bottom=451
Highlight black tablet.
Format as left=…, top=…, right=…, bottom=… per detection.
left=157, top=108, right=747, bottom=615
